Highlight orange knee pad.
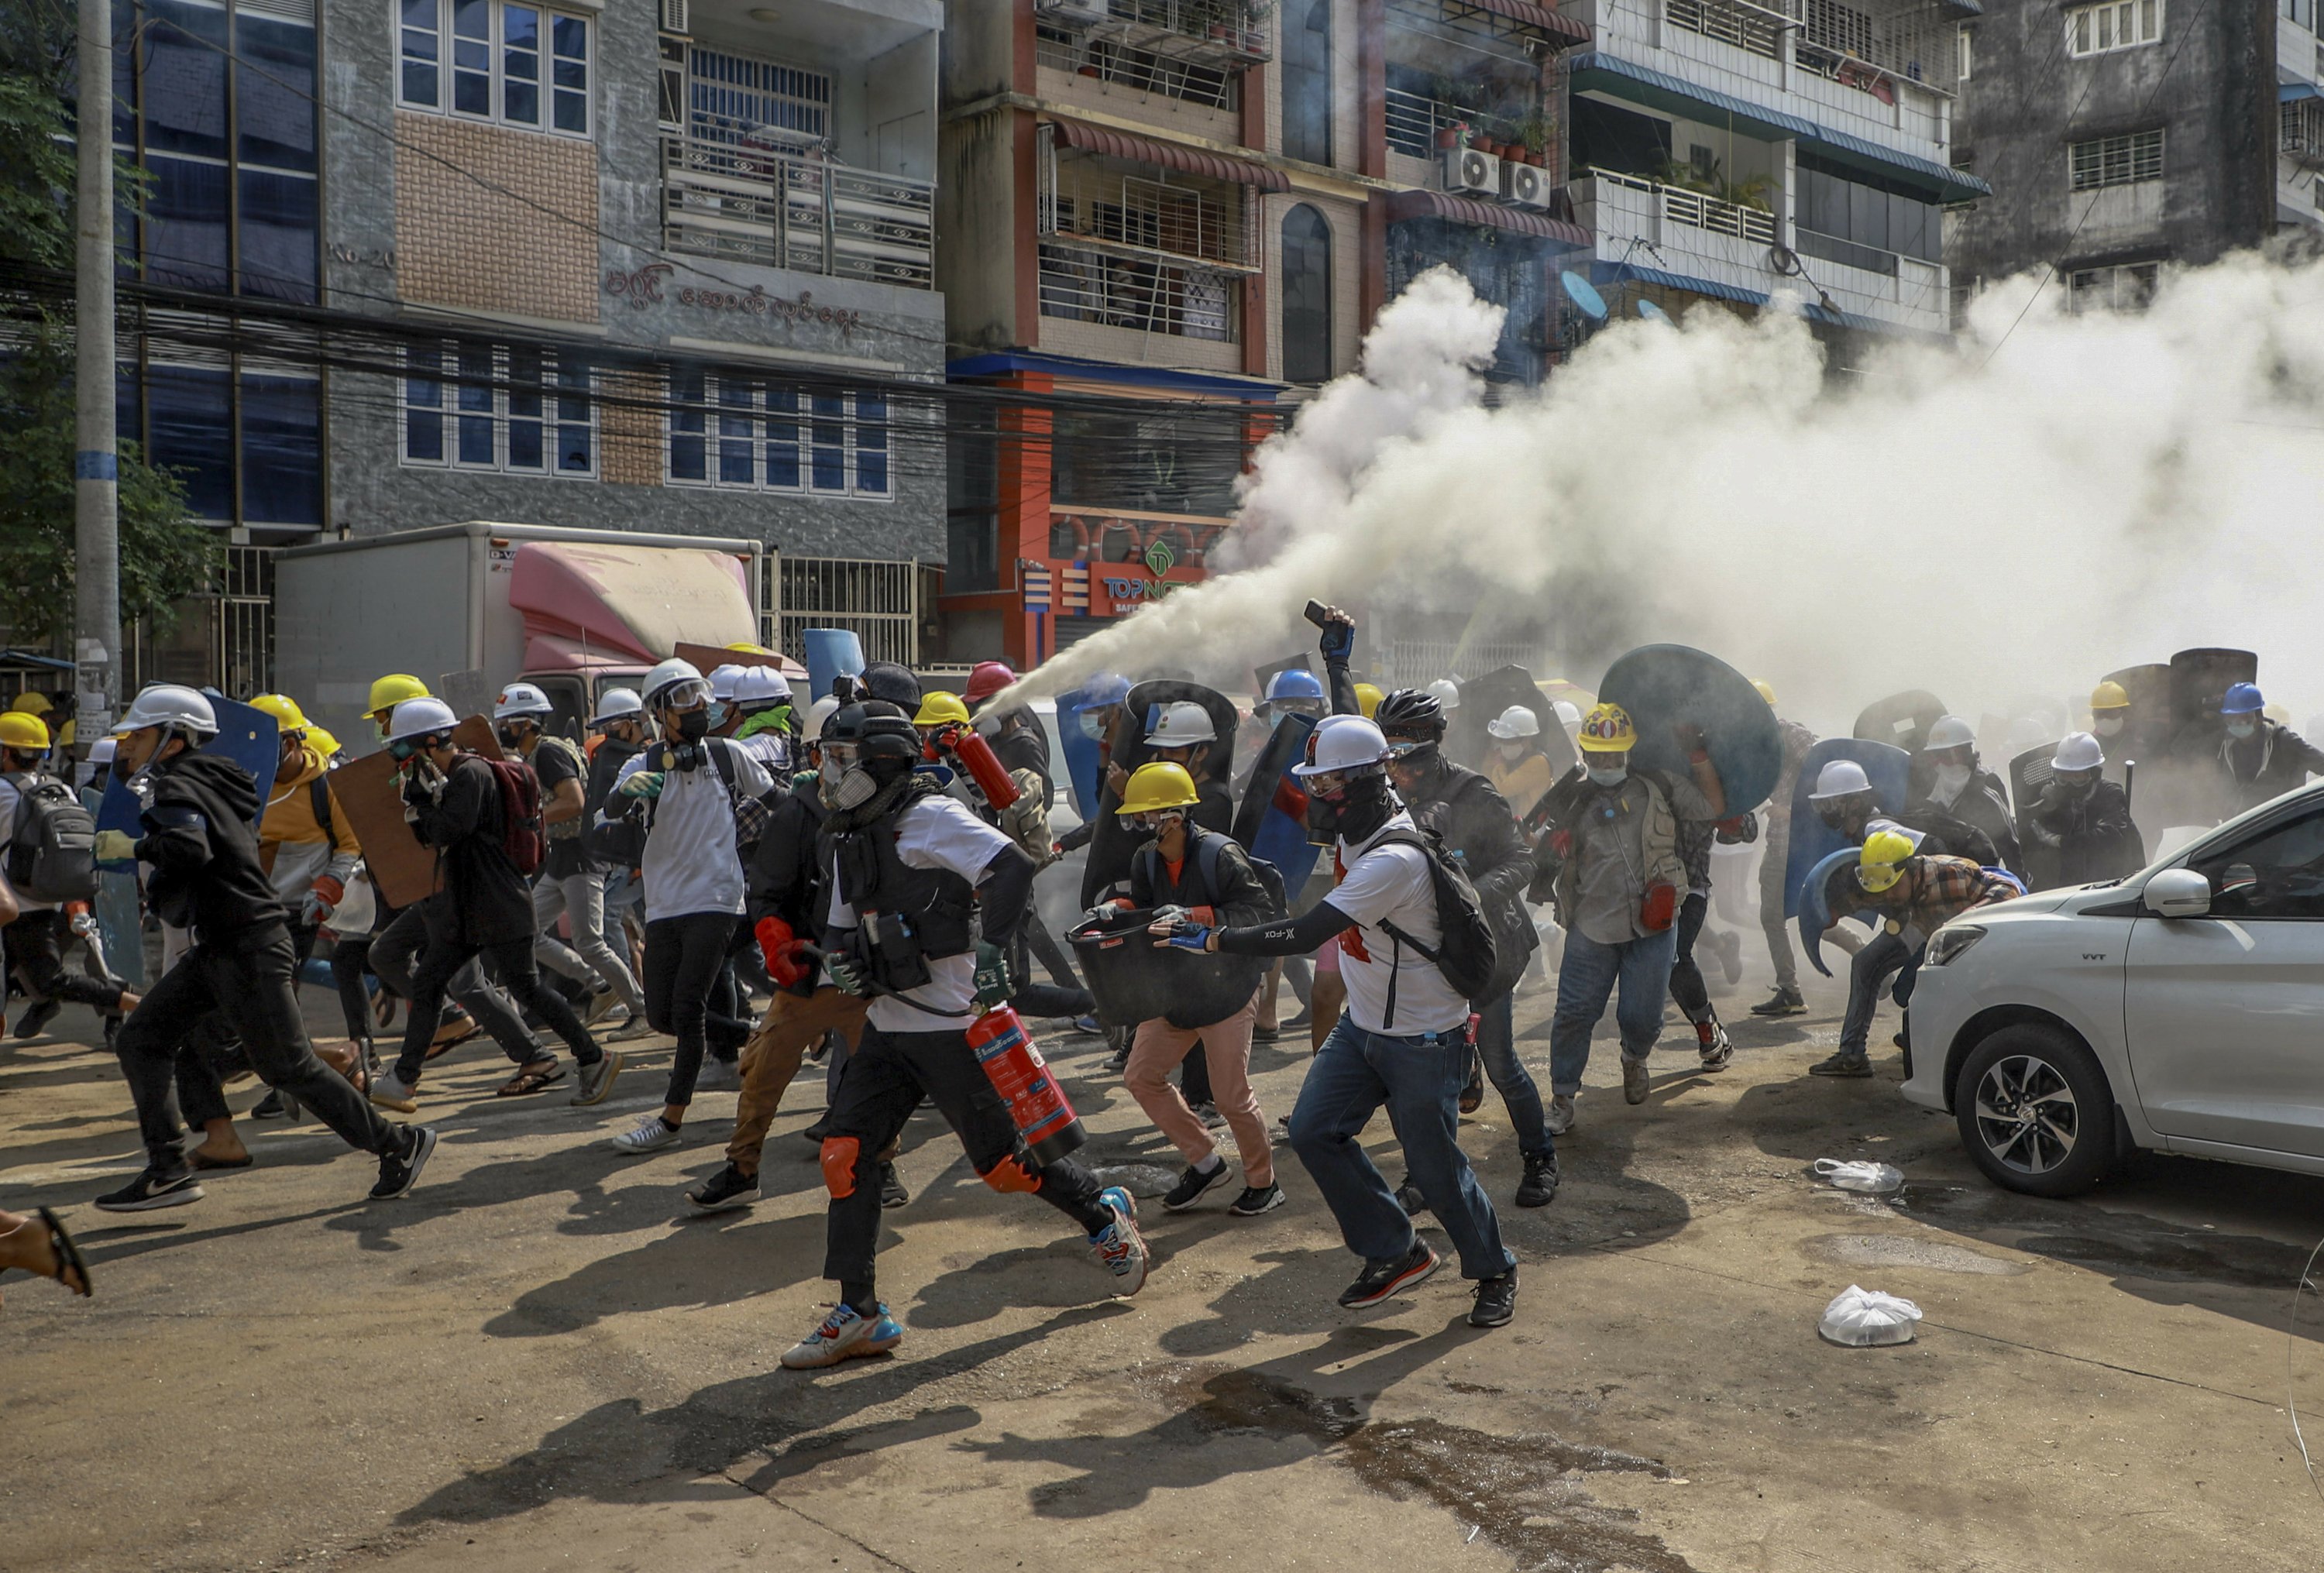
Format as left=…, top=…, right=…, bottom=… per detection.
left=819, top=1135, right=861, bottom=1200
left=979, top=1152, right=1043, bottom=1194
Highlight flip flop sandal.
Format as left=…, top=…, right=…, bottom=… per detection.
left=497, top=1060, right=567, bottom=1097
left=36, top=1207, right=91, bottom=1297
left=191, top=1150, right=256, bottom=1171
left=425, top=1022, right=480, bottom=1062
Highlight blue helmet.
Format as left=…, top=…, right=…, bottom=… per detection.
left=1074, top=671, right=1131, bottom=712
left=2220, top=682, right=2265, bottom=716
left=1264, top=668, right=1325, bottom=703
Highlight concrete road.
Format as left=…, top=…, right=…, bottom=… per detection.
left=5, top=961, right=2322, bottom=1572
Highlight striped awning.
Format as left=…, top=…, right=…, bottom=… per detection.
left=1444, top=0, right=1592, bottom=48
left=1047, top=118, right=1291, bottom=192
left=1384, top=188, right=1593, bottom=247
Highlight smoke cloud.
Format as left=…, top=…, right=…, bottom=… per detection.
left=1008, top=254, right=2324, bottom=741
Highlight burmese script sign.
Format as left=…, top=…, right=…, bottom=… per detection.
left=602, top=264, right=865, bottom=334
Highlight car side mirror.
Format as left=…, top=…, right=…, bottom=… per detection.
left=2143, top=867, right=2212, bottom=918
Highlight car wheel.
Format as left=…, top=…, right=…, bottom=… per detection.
left=1953, top=1024, right=2116, bottom=1197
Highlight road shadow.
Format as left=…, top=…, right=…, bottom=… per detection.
left=479, top=1207, right=826, bottom=1336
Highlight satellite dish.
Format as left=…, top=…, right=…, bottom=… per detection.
left=1637, top=299, right=1673, bottom=325
left=1560, top=270, right=1607, bottom=321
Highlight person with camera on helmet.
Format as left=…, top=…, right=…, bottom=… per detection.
left=495, top=683, right=651, bottom=1042
left=371, top=697, right=621, bottom=1111
left=781, top=699, right=1149, bottom=1369
left=1152, top=716, right=1521, bottom=1327
left=94, top=685, right=436, bottom=1210
left=1112, top=761, right=1283, bottom=1218
left=599, top=658, right=774, bottom=1153
left=1373, top=685, right=1558, bottom=1210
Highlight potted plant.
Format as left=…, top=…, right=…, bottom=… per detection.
left=1435, top=118, right=1467, bottom=150
left=1517, top=111, right=1552, bottom=167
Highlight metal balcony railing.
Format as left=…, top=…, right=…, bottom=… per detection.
left=1384, top=85, right=1508, bottom=158
left=660, top=133, right=937, bottom=290
left=1665, top=0, right=1785, bottom=59
left=1037, top=241, right=1238, bottom=342
left=1036, top=0, right=1271, bottom=68
left=1036, top=30, right=1236, bottom=105
left=1770, top=0, right=1958, bottom=92
left=1588, top=167, right=1779, bottom=245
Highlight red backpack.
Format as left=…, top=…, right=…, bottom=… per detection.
left=476, top=755, right=545, bottom=875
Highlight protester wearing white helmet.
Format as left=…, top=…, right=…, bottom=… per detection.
left=504, top=684, right=651, bottom=1039
left=1152, top=713, right=1521, bottom=1329
left=724, top=665, right=797, bottom=774
left=1425, top=678, right=1461, bottom=713
left=706, top=664, right=748, bottom=733
left=603, top=656, right=773, bottom=1153
left=1483, top=704, right=1554, bottom=819
left=1913, top=714, right=2023, bottom=878
left=2022, top=730, right=2144, bottom=888
left=585, top=685, right=653, bottom=926
left=1140, top=699, right=1232, bottom=836
left=95, top=685, right=437, bottom=1212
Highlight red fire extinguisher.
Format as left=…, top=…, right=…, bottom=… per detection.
left=930, top=723, right=1020, bottom=812
left=967, top=1005, right=1085, bottom=1165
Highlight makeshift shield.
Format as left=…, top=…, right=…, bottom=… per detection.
left=1068, top=908, right=1267, bottom=1031
left=2167, top=647, right=2256, bottom=734
left=1782, top=738, right=1911, bottom=918
left=1798, top=846, right=1879, bottom=979
left=1597, top=644, right=1783, bottom=813
left=1852, top=690, right=1949, bottom=759
left=1229, top=710, right=1322, bottom=899
left=1054, top=682, right=1105, bottom=823
left=803, top=628, right=866, bottom=702
left=97, top=699, right=281, bottom=864
left=1454, top=664, right=1578, bottom=779
left=309, top=717, right=501, bottom=910
left=2008, top=740, right=2067, bottom=891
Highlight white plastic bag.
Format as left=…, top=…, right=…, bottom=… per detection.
left=1818, top=1284, right=1923, bottom=1346
left=1814, top=1158, right=1904, bottom=1194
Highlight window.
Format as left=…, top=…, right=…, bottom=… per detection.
left=2190, top=805, right=2324, bottom=920
left=400, top=0, right=590, bottom=136
left=665, top=374, right=889, bottom=499
left=2067, top=0, right=2161, bottom=56
left=1957, top=25, right=1973, bottom=80
left=1280, top=204, right=1333, bottom=384
left=1282, top=0, right=1332, bottom=165
left=402, top=343, right=594, bottom=476
left=1794, top=153, right=1944, bottom=266
left=2067, top=262, right=2159, bottom=311
left=2288, top=0, right=2317, bottom=28
left=2069, top=129, right=2164, bottom=190
left=686, top=46, right=829, bottom=142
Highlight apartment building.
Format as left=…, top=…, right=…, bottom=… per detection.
left=1948, top=0, right=2318, bottom=311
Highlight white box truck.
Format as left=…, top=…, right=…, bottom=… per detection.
left=273, top=522, right=770, bottom=749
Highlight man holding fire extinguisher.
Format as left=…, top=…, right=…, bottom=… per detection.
left=782, top=702, right=1150, bottom=1370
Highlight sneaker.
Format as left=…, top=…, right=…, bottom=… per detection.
left=250, top=1090, right=289, bottom=1120
left=583, top=985, right=619, bottom=1025
left=1810, top=1050, right=1875, bottom=1079
left=1163, top=1159, right=1231, bottom=1212
left=1515, top=1151, right=1559, bottom=1208
left=1469, top=1269, right=1518, bottom=1328
left=1621, top=1058, right=1651, bottom=1104
left=1697, top=1020, right=1734, bottom=1072
left=13, top=998, right=59, bottom=1040
left=370, top=1125, right=438, bottom=1200
left=1088, top=1186, right=1150, bottom=1296
left=609, top=1114, right=682, bottom=1154
left=95, top=1166, right=204, bottom=1213
left=569, top=1050, right=626, bottom=1107
left=604, top=1015, right=658, bottom=1044
left=1545, top=1094, right=1576, bottom=1135
left=879, top=1163, right=911, bottom=1209
left=1281, top=1009, right=1312, bottom=1032
left=1893, top=1028, right=1910, bottom=1051
left=1249, top=1021, right=1281, bottom=1042
left=368, top=1069, right=419, bottom=1114
left=1750, top=987, right=1807, bottom=1017
left=1226, top=1183, right=1285, bottom=1217
left=1338, top=1240, right=1439, bottom=1308
left=1071, top=1014, right=1104, bottom=1036
left=695, top=1057, right=740, bottom=1092
left=1188, top=1101, right=1227, bottom=1132
left=686, top=1163, right=760, bottom=1211
left=779, top=1302, right=903, bottom=1369
left=1394, top=1176, right=1428, bottom=1218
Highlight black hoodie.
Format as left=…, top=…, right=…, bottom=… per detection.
left=139, top=750, right=289, bottom=939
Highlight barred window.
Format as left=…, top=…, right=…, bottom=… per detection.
left=2068, top=129, right=2163, bottom=190
left=401, top=343, right=593, bottom=476
left=2066, top=0, right=2161, bottom=55
left=2067, top=262, right=2159, bottom=312
left=665, top=372, right=889, bottom=500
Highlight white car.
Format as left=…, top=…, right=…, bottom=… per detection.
left=1903, top=781, right=2324, bottom=1197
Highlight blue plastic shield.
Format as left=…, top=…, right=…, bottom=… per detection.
left=1230, top=710, right=1322, bottom=898
left=97, top=699, right=280, bottom=867
left=1054, top=684, right=1104, bottom=823
left=1780, top=737, right=1911, bottom=918
left=1596, top=644, right=1783, bottom=815
left=1797, top=846, right=1876, bottom=979
left=802, top=628, right=865, bottom=703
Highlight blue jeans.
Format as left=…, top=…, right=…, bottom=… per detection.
left=1289, top=1016, right=1515, bottom=1280
left=1839, top=929, right=1918, bottom=1056
left=1475, top=993, right=1552, bottom=1159
left=1548, top=926, right=1679, bottom=1096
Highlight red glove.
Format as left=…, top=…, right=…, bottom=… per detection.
left=64, top=900, right=90, bottom=920
left=1110, top=897, right=1136, bottom=911
left=755, top=916, right=810, bottom=989
left=311, top=874, right=346, bottom=908
left=1549, top=829, right=1573, bottom=859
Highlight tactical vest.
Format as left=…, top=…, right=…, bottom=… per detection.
left=823, top=799, right=978, bottom=986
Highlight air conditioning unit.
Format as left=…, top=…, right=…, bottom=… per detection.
left=660, top=0, right=687, bottom=33
left=1501, top=160, right=1552, bottom=210
left=1037, top=0, right=1109, bottom=23
left=1440, top=146, right=1500, bottom=196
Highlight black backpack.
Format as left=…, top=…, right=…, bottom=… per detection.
left=1138, top=826, right=1289, bottom=921
left=7, top=773, right=98, bottom=902
left=1367, top=826, right=1499, bottom=1018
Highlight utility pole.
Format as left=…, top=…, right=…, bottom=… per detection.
left=74, top=0, right=122, bottom=738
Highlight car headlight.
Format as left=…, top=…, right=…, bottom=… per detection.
left=1923, top=924, right=1985, bottom=967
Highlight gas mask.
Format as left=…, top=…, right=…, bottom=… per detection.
left=2092, top=716, right=2126, bottom=739
left=829, top=765, right=881, bottom=811
left=387, top=737, right=421, bottom=763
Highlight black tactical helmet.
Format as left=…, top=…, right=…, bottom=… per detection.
left=1374, top=687, right=1447, bottom=740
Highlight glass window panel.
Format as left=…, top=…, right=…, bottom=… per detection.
left=854, top=393, right=888, bottom=495
left=239, top=374, right=321, bottom=524
left=503, top=4, right=539, bottom=123
left=765, top=389, right=800, bottom=489
left=146, top=364, right=234, bottom=519
left=142, top=0, right=230, bottom=159
left=554, top=359, right=590, bottom=472
left=405, top=346, right=444, bottom=462
left=506, top=346, right=543, bottom=469
left=457, top=345, right=497, bottom=465
left=235, top=15, right=316, bottom=170
left=552, top=15, right=588, bottom=132
left=235, top=168, right=318, bottom=302
left=143, top=155, right=230, bottom=290
left=718, top=380, right=755, bottom=485
left=669, top=369, right=705, bottom=481
left=452, top=0, right=491, bottom=115
left=810, top=393, right=846, bottom=492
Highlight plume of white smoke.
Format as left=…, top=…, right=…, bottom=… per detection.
left=1002, top=253, right=2324, bottom=741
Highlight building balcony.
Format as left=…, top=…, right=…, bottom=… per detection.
left=1032, top=0, right=1272, bottom=70
left=659, top=125, right=936, bottom=290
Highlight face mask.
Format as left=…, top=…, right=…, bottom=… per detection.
left=1497, top=740, right=1528, bottom=761
left=1077, top=710, right=1107, bottom=740
left=2226, top=720, right=2257, bottom=740
left=496, top=724, right=524, bottom=750
left=1930, top=762, right=1972, bottom=801
left=675, top=709, right=711, bottom=744
left=1587, top=764, right=1628, bottom=788
left=2092, top=716, right=2125, bottom=738
left=706, top=702, right=730, bottom=729
left=387, top=738, right=418, bottom=762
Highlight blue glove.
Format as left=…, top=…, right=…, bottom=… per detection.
left=617, top=770, right=665, bottom=801
left=1164, top=923, right=1214, bottom=952
left=1318, top=616, right=1355, bottom=662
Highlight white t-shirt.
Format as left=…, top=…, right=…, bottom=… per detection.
left=827, top=794, right=1015, bottom=1032
left=1329, top=810, right=1473, bottom=1036
left=612, top=741, right=771, bottom=922
left=732, top=729, right=789, bottom=778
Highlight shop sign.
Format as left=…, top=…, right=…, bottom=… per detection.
left=600, top=263, right=865, bottom=334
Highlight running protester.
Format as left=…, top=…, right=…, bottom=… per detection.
left=1152, top=716, right=1520, bottom=1329
left=782, top=702, right=1148, bottom=1369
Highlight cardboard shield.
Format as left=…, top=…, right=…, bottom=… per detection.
left=97, top=699, right=282, bottom=864
left=318, top=717, right=501, bottom=911
left=1852, top=690, right=1949, bottom=758
left=1597, top=644, right=1783, bottom=813
left=1083, top=680, right=1239, bottom=905
left=1229, top=709, right=1322, bottom=898
left=675, top=641, right=810, bottom=691
left=1453, top=665, right=1578, bottom=780
left=1781, top=738, right=1911, bottom=918
left=1797, top=846, right=1877, bottom=979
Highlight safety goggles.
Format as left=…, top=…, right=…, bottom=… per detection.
left=653, top=678, right=713, bottom=712
left=823, top=740, right=861, bottom=768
